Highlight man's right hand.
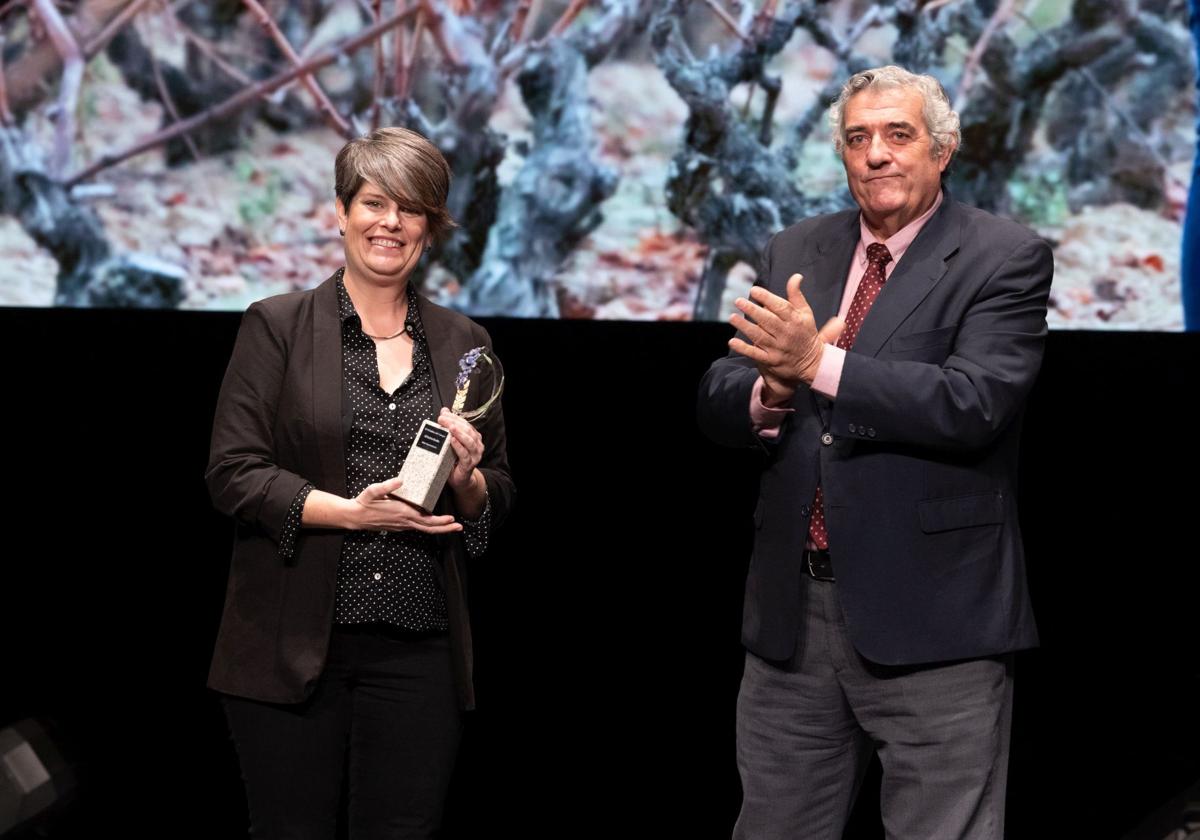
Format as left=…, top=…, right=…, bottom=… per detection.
left=730, top=273, right=845, bottom=398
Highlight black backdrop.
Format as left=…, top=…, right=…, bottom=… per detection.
left=2, top=307, right=1197, bottom=839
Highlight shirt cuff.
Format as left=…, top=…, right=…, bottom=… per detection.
left=750, top=377, right=793, bottom=440
left=810, top=344, right=845, bottom=400
left=460, top=492, right=491, bottom=559
left=278, top=483, right=314, bottom=559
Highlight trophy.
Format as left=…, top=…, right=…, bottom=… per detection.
left=394, top=347, right=504, bottom=512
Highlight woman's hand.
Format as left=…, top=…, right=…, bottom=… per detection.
left=437, top=408, right=488, bottom=520
left=438, top=408, right=484, bottom=491
left=347, top=476, right=462, bottom=534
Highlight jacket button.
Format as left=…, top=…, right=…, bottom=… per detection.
left=821, top=433, right=833, bottom=446
left=867, top=427, right=876, bottom=438
left=847, top=423, right=857, bottom=434
left=800, top=505, right=810, bottom=517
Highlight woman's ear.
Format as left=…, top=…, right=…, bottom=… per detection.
left=335, top=198, right=347, bottom=236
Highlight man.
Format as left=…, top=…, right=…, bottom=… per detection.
left=697, top=66, right=1053, bottom=839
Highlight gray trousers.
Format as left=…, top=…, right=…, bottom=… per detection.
left=733, top=575, right=1013, bottom=840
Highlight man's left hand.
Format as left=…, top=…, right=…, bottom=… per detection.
left=730, top=273, right=845, bottom=399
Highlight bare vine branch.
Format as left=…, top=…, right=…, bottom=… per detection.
left=753, top=0, right=778, bottom=39
left=1010, top=8, right=1179, bottom=188
left=67, top=5, right=423, bottom=186
left=510, top=0, right=533, bottom=43
left=391, top=0, right=407, bottom=96
left=242, top=0, right=353, bottom=137
left=954, top=0, right=1017, bottom=112
left=176, top=21, right=254, bottom=86
left=547, top=0, right=591, bottom=38
left=401, top=8, right=426, bottom=98
left=84, top=0, right=162, bottom=57
left=417, top=2, right=459, bottom=65
left=700, top=0, right=750, bottom=43
left=149, top=38, right=202, bottom=162
left=371, top=0, right=384, bottom=130
left=0, top=33, right=14, bottom=126
left=0, top=0, right=26, bottom=22
left=32, top=0, right=84, bottom=178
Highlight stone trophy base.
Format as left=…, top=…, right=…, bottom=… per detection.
left=394, top=418, right=457, bottom=513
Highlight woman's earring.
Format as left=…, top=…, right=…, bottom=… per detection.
left=339, top=229, right=345, bottom=237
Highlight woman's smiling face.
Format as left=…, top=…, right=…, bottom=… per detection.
left=336, top=180, right=429, bottom=286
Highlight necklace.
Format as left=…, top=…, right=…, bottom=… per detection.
left=337, top=267, right=410, bottom=341
left=361, top=325, right=408, bottom=341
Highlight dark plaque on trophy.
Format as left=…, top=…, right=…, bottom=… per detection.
left=415, top=424, right=450, bottom=455
left=394, top=347, right=504, bottom=512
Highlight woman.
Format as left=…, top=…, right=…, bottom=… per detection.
left=205, top=127, right=513, bottom=839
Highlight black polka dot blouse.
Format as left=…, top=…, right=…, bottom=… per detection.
left=277, top=274, right=490, bottom=632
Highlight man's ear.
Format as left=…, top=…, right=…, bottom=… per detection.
left=938, top=143, right=957, bottom=173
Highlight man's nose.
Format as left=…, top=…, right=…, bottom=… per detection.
left=866, top=133, right=891, bottom=166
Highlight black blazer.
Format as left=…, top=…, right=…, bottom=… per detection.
left=206, top=273, right=514, bottom=709
left=698, top=196, right=1052, bottom=666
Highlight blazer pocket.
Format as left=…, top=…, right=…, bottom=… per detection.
left=889, top=325, right=956, bottom=353
left=918, top=491, right=1005, bottom=533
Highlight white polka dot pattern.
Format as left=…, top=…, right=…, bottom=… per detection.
left=279, top=276, right=493, bottom=630
left=279, top=484, right=314, bottom=559
left=334, top=277, right=450, bottom=631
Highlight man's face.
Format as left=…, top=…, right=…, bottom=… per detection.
left=840, top=86, right=953, bottom=239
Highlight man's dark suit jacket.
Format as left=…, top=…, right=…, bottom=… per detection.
left=698, top=195, right=1052, bottom=667
left=206, top=273, right=514, bottom=710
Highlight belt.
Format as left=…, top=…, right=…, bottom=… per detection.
left=802, top=548, right=835, bottom=581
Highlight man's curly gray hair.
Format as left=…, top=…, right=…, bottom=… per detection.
left=828, top=65, right=961, bottom=161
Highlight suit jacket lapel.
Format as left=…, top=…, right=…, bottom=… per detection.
left=851, top=197, right=960, bottom=358
left=416, top=293, right=466, bottom=412
left=803, top=212, right=859, bottom=426
left=414, top=293, right=480, bottom=519
left=805, top=213, right=859, bottom=327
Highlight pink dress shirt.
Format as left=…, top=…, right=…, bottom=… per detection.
left=750, top=191, right=945, bottom=437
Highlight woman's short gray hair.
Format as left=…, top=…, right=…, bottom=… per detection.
left=828, top=66, right=961, bottom=160
left=334, top=126, right=457, bottom=243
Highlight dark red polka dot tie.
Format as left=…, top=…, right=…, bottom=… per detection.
left=808, top=242, right=893, bottom=550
